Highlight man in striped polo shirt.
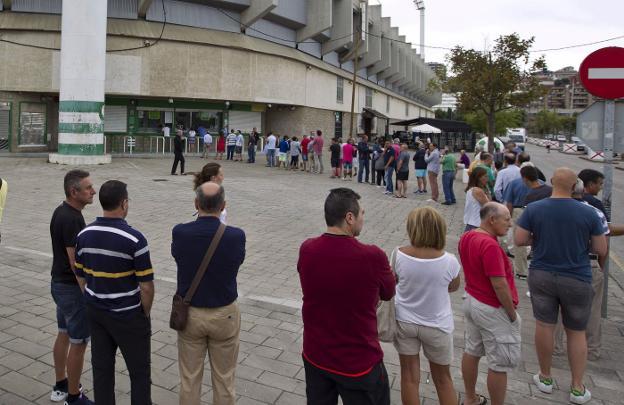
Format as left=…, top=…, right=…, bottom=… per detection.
left=74, top=180, right=155, bottom=405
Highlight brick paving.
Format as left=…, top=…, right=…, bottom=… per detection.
left=0, top=148, right=623, bottom=404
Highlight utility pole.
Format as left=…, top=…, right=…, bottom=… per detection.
left=348, top=31, right=361, bottom=140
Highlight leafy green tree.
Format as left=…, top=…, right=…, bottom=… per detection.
left=532, top=109, right=562, bottom=135
left=463, top=110, right=524, bottom=135
left=431, top=34, right=546, bottom=152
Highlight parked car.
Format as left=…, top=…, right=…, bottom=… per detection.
left=571, top=136, right=587, bottom=153
left=545, top=134, right=555, bottom=140
left=556, top=135, right=567, bottom=142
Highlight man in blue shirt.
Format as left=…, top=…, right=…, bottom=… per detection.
left=382, top=140, right=396, bottom=195
left=515, top=168, right=607, bottom=405
left=172, top=182, right=245, bottom=405
left=357, top=135, right=371, bottom=183
left=75, top=180, right=154, bottom=405
left=503, top=163, right=534, bottom=280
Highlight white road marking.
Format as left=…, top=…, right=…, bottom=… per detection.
left=3, top=246, right=53, bottom=258
left=588, top=68, right=624, bottom=80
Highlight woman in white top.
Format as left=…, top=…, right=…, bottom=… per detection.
left=463, top=166, right=490, bottom=233
left=394, top=207, right=461, bottom=405
left=194, top=162, right=227, bottom=224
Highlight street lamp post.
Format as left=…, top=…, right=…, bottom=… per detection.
left=413, top=0, right=425, bottom=60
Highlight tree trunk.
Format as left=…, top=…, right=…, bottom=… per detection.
left=486, top=112, right=496, bottom=153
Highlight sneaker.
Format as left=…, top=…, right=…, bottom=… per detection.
left=516, top=274, right=527, bottom=280
left=533, top=374, right=554, bottom=394
left=51, top=384, right=83, bottom=402
left=570, top=386, right=591, bottom=404
left=64, top=393, right=94, bottom=405
left=526, top=291, right=531, bottom=298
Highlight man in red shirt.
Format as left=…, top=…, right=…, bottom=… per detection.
left=300, top=134, right=311, bottom=172
left=458, top=202, right=520, bottom=405
left=297, top=188, right=395, bottom=404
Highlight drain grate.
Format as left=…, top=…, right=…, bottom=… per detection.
left=152, top=179, right=168, bottom=182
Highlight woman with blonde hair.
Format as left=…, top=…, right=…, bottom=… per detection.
left=394, top=207, right=461, bottom=405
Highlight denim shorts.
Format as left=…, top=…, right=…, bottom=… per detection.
left=343, top=162, right=352, bottom=169
left=415, top=169, right=427, bottom=178
left=51, top=282, right=90, bottom=344
left=528, top=270, right=593, bottom=331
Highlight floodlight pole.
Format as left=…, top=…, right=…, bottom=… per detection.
left=413, top=0, right=425, bottom=60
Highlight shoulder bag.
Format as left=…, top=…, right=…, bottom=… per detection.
left=170, top=223, right=226, bottom=331
left=377, top=247, right=398, bottom=343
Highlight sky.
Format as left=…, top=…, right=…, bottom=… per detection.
left=376, top=0, right=624, bottom=72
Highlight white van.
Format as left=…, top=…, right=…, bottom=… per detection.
left=506, top=128, right=527, bottom=151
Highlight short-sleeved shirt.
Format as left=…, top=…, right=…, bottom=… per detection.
left=516, top=198, right=605, bottom=282
left=459, top=230, right=518, bottom=308
left=312, top=136, right=324, bottom=154
left=235, top=134, right=244, bottom=146
left=290, top=141, right=301, bottom=156
left=301, top=137, right=310, bottom=154
left=75, top=217, right=154, bottom=315
left=397, top=151, right=410, bottom=172
left=162, top=126, right=170, bottom=137
left=413, top=149, right=427, bottom=170
left=524, top=184, right=552, bottom=205
left=279, top=140, right=289, bottom=153
left=357, top=141, right=371, bottom=160
left=441, top=153, right=457, bottom=172
left=330, top=143, right=340, bottom=160
left=50, top=202, right=86, bottom=284
left=342, top=143, right=354, bottom=163
left=266, top=135, right=277, bottom=149
left=583, top=194, right=609, bottom=221
left=203, top=134, right=213, bottom=145
left=384, top=147, right=396, bottom=168
left=503, top=177, right=529, bottom=208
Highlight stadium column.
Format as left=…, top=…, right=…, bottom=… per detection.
left=49, top=0, right=111, bottom=165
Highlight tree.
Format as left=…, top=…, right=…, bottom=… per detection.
left=532, top=109, right=562, bottom=135
left=464, top=109, right=524, bottom=135
left=431, top=33, right=546, bottom=152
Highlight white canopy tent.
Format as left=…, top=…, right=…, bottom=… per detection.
left=411, top=123, right=442, bottom=133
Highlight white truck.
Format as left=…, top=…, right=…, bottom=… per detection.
left=506, top=128, right=527, bottom=151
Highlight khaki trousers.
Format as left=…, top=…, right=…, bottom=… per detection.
left=511, top=209, right=528, bottom=277
left=553, top=262, right=603, bottom=356
left=178, top=301, right=241, bottom=405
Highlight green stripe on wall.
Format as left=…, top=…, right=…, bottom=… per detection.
left=58, top=143, right=104, bottom=155
left=59, top=101, right=104, bottom=114
left=58, top=123, right=104, bottom=134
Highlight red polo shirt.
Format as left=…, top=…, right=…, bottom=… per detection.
left=297, top=234, right=395, bottom=376
left=459, top=230, right=519, bottom=308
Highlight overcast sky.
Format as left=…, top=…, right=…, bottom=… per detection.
left=376, top=0, right=624, bottom=72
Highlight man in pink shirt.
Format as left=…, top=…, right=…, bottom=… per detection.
left=458, top=202, right=520, bottom=405
left=313, top=130, right=325, bottom=174
left=341, top=139, right=355, bottom=181
left=300, top=135, right=311, bottom=172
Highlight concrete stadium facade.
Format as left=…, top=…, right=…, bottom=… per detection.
left=0, top=0, right=440, bottom=156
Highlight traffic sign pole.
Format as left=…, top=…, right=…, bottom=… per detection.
left=601, top=100, right=615, bottom=318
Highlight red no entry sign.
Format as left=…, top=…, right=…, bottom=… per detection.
left=579, top=47, right=624, bottom=100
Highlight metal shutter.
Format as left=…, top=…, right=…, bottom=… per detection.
left=228, top=111, right=262, bottom=134
left=104, top=105, right=128, bottom=133
left=0, top=108, right=9, bottom=150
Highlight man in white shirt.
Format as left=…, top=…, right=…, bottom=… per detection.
left=265, top=132, right=277, bottom=167
left=494, top=154, right=521, bottom=202
left=161, top=124, right=170, bottom=137
left=235, top=130, right=244, bottom=162
left=202, top=132, right=213, bottom=159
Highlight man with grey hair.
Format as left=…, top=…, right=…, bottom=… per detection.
left=459, top=202, right=519, bottom=405
left=172, top=182, right=245, bottom=405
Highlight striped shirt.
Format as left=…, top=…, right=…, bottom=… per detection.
left=75, top=217, right=154, bottom=315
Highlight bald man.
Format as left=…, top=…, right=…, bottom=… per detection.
left=171, top=182, right=245, bottom=405
left=515, top=167, right=607, bottom=404
left=459, top=202, right=519, bottom=405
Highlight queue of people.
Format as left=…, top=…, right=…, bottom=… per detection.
left=48, top=139, right=617, bottom=405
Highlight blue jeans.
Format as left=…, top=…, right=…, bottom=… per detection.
left=226, top=145, right=235, bottom=160
left=358, top=159, right=370, bottom=183
left=385, top=168, right=394, bottom=193
left=51, top=281, right=90, bottom=344
left=442, top=171, right=456, bottom=203
left=248, top=145, right=256, bottom=162
left=266, top=149, right=276, bottom=166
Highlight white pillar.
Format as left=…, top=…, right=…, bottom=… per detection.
left=49, top=0, right=111, bottom=165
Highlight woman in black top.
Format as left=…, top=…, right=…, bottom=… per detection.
left=412, top=143, right=428, bottom=193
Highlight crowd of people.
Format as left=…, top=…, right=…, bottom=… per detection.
left=47, top=132, right=620, bottom=405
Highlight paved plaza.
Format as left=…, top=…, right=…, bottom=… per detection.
left=0, top=146, right=624, bottom=404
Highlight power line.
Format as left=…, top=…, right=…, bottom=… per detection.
left=531, top=34, right=624, bottom=53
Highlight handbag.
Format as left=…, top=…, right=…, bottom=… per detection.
left=170, top=223, right=226, bottom=331
left=377, top=247, right=398, bottom=343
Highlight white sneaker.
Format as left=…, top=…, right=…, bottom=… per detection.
left=533, top=374, right=554, bottom=394
left=526, top=291, right=531, bottom=298
left=51, top=389, right=67, bottom=402
left=570, top=386, right=591, bottom=404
